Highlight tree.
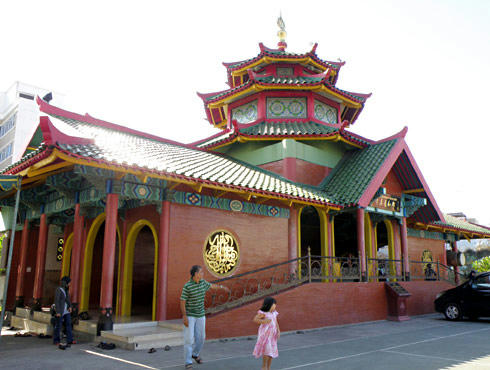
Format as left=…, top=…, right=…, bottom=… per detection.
left=472, top=256, right=490, bottom=273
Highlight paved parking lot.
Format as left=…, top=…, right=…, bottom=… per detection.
left=2, top=314, right=490, bottom=369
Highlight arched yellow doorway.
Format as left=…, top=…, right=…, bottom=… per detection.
left=297, top=206, right=328, bottom=257
left=61, top=233, right=74, bottom=278
left=374, top=219, right=396, bottom=278
left=121, top=219, right=158, bottom=320
left=80, top=213, right=122, bottom=313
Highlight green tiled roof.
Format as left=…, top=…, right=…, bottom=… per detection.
left=30, top=115, right=334, bottom=204
left=195, top=122, right=370, bottom=149
left=321, top=139, right=398, bottom=205
left=203, top=81, right=253, bottom=102
left=434, top=214, right=490, bottom=236
left=255, top=75, right=324, bottom=85
left=2, top=145, right=47, bottom=173
left=195, top=130, right=236, bottom=148
left=240, top=121, right=338, bottom=136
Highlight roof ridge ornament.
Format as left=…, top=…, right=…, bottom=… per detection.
left=277, top=14, right=287, bottom=51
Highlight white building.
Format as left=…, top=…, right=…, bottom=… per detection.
left=0, top=82, right=64, bottom=170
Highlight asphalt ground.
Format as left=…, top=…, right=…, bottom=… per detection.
left=1, top=314, right=490, bottom=370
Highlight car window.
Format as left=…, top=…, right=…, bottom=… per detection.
left=474, top=275, right=490, bottom=289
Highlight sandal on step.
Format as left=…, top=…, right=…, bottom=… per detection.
left=192, top=355, right=203, bottom=364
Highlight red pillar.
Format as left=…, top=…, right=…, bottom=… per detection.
left=156, top=200, right=170, bottom=321
left=326, top=215, right=334, bottom=278
left=288, top=207, right=298, bottom=261
left=14, top=219, right=30, bottom=308
left=116, top=218, right=128, bottom=317
left=452, top=241, right=460, bottom=285
left=32, top=213, right=48, bottom=310
left=70, top=203, right=84, bottom=315
left=99, top=193, right=119, bottom=326
left=357, top=208, right=366, bottom=281
left=400, top=218, right=410, bottom=280
left=288, top=206, right=298, bottom=276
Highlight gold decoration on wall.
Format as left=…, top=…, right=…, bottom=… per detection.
left=203, top=230, right=239, bottom=277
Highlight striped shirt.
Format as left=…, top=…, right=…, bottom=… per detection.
left=180, top=279, right=211, bottom=317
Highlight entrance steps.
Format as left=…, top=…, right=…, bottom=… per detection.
left=101, top=320, right=183, bottom=350
left=11, top=307, right=53, bottom=335
left=11, top=307, right=96, bottom=341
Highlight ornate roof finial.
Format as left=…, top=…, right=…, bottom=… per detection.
left=277, top=13, right=287, bottom=51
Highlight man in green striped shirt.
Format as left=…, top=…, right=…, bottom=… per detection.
left=180, top=265, right=228, bottom=369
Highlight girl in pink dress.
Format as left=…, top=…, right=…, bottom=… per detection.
left=253, top=297, right=280, bottom=370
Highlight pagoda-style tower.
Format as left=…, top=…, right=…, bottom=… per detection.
left=195, top=21, right=372, bottom=187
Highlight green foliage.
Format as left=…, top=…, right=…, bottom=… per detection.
left=472, top=256, right=490, bottom=273
left=460, top=242, right=490, bottom=275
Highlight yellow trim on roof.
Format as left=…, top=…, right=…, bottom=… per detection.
left=208, top=86, right=258, bottom=108
left=230, top=56, right=328, bottom=77
left=50, top=149, right=340, bottom=210
left=232, top=133, right=363, bottom=149
left=207, top=84, right=360, bottom=110
left=403, top=188, right=424, bottom=194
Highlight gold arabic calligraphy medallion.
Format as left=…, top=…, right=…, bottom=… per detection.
left=203, top=230, right=239, bottom=277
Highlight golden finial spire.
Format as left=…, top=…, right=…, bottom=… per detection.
left=277, top=13, right=287, bottom=50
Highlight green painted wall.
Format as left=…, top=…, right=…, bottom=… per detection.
left=216, top=139, right=349, bottom=168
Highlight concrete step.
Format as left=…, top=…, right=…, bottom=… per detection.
left=101, top=322, right=183, bottom=351
left=33, top=310, right=52, bottom=324
left=112, top=320, right=157, bottom=331
left=103, top=335, right=184, bottom=350
left=74, top=319, right=97, bottom=335
left=11, top=316, right=53, bottom=335
left=15, top=307, right=31, bottom=319
left=129, top=336, right=183, bottom=350
left=104, top=326, right=182, bottom=343
left=158, top=319, right=183, bottom=331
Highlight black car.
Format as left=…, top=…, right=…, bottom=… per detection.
left=435, top=272, right=490, bottom=320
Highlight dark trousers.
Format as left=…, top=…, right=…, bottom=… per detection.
left=53, top=313, right=73, bottom=344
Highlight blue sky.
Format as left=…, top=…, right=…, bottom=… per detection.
left=2, top=0, right=489, bottom=226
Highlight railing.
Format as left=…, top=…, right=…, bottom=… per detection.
left=408, top=260, right=465, bottom=285
left=366, top=257, right=404, bottom=282
left=206, top=257, right=308, bottom=314
left=206, top=251, right=465, bottom=314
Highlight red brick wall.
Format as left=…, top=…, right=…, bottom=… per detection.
left=407, top=236, right=445, bottom=263
left=6, top=227, right=40, bottom=309
left=206, top=282, right=387, bottom=339
left=295, top=160, right=331, bottom=186
left=400, top=281, right=453, bottom=316
left=260, top=160, right=285, bottom=178
left=384, top=170, right=403, bottom=196
left=206, top=280, right=454, bottom=339
left=260, top=159, right=331, bottom=186
left=166, top=203, right=289, bottom=319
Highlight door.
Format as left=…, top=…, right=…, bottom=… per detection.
left=467, top=273, right=490, bottom=316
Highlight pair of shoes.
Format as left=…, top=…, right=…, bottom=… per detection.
left=185, top=364, right=193, bottom=369
left=192, top=355, right=203, bottom=364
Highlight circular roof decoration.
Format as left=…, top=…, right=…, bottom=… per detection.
left=203, top=230, right=240, bottom=277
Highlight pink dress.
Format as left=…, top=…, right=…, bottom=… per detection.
left=253, top=310, right=279, bottom=358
